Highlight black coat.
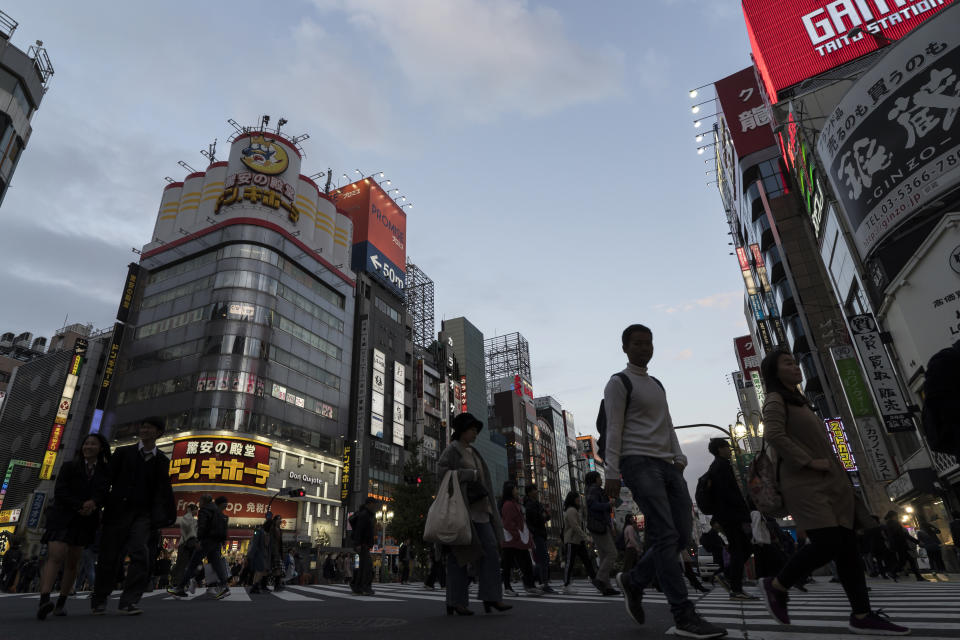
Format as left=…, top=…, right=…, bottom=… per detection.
left=523, top=496, right=550, bottom=539
left=44, top=458, right=111, bottom=540
left=103, top=444, right=176, bottom=527
left=350, top=507, right=375, bottom=547
left=707, top=457, right=751, bottom=525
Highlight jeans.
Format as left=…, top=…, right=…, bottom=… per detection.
left=532, top=535, right=550, bottom=585
left=446, top=520, right=502, bottom=606
left=778, top=526, right=869, bottom=614
left=620, top=455, right=693, bottom=619
left=93, top=511, right=152, bottom=608
left=562, top=542, right=596, bottom=585
left=74, top=547, right=97, bottom=591
left=594, top=529, right=617, bottom=587
left=179, top=539, right=228, bottom=589
left=719, top=521, right=752, bottom=592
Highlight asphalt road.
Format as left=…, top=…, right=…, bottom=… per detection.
left=1, top=577, right=958, bottom=640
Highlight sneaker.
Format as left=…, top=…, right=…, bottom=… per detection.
left=714, top=573, right=732, bottom=593
left=118, top=604, right=142, bottom=616
left=615, top=572, right=644, bottom=626
left=602, top=587, right=621, bottom=596
left=37, top=600, right=55, bottom=620
left=167, top=587, right=188, bottom=598
left=761, top=577, right=790, bottom=625
left=504, top=588, right=518, bottom=597
left=848, top=610, right=911, bottom=636
left=591, top=578, right=606, bottom=594
left=214, top=587, right=231, bottom=600
left=91, top=602, right=107, bottom=616
left=673, top=610, right=727, bottom=639
left=524, top=587, right=544, bottom=596
left=541, top=585, right=557, bottom=594
left=729, top=591, right=760, bottom=600
left=360, top=590, right=375, bottom=596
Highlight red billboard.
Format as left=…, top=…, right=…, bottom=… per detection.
left=714, top=67, right=775, bottom=159
left=173, top=491, right=298, bottom=530
left=168, top=436, right=272, bottom=489
left=743, top=0, right=954, bottom=102
left=734, top=335, right=761, bottom=379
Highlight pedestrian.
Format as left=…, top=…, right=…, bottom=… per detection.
left=0, top=540, right=23, bottom=592
left=757, top=349, right=910, bottom=635
left=621, top=515, right=643, bottom=574
left=605, top=324, right=725, bottom=638
left=349, top=497, right=377, bottom=596
left=170, top=503, right=198, bottom=588
left=523, top=485, right=555, bottom=593
left=322, top=554, right=336, bottom=584
left=247, top=514, right=273, bottom=593
left=340, top=552, right=354, bottom=586
left=752, top=511, right=787, bottom=579
left=167, top=494, right=230, bottom=599
left=499, top=481, right=543, bottom=597
left=949, top=512, right=960, bottom=567
left=73, top=539, right=97, bottom=593
left=862, top=515, right=893, bottom=579
left=91, top=416, right=176, bottom=616
left=561, top=490, right=597, bottom=594
left=884, top=510, right=926, bottom=581
left=916, top=522, right=945, bottom=577
left=584, top=471, right=620, bottom=596
left=154, top=550, right=172, bottom=590
left=398, top=539, right=412, bottom=584
left=267, top=515, right=285, bottom=591
left=704, top=437, right=758, bottom=600
left=36, top=432, right=112, bottom=620
left=438, top=412, right=511, bottom=616
left=422, top=543, right=445, bottom=590
left=699, top=518, right=725, bottom=580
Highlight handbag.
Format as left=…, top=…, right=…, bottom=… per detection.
left=423, top=471, right=473, bottom=546
left=747, top=441, right=788, bottom=518
left=464, top=480, right=488, bottom=504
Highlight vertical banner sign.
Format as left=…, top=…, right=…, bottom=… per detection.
left=848, top=314, right=915, bottom=432
left=371, top=348, right=385, bottom=438
left=460, top=376, right=468, bottom=412
left=756, top=320, right=774, bottom=354
left=770, top=317, right=788, bottom=345
left=340, top=445, right=352, bottom=502
left=354, top=318, right=368, bottom=490
left=713, top=67, right=775, bottom=160
left=824, top=418, right=858, bottom=471
left=116, top=263, right=141, bottom=323
left=392, top=362, right=405, bottom=446
left=737, top=247, right=758, bottom=294
left=830, top=345, right=896, bottom=481
left=27, top=492, right=46, bottom=529
left=41, top=343, right=85, bottom=479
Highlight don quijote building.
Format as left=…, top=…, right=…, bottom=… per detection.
left=101, top=121, right=356, bottom=551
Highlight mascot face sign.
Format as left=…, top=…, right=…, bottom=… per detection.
left=241, top=135, right=289, bottom=175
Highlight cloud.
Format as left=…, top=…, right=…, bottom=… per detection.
left=655, top=291, right=741, bottom=314
left=674, top=348, right=694, bottom=360
left=312, top=0, right=625, bottom=121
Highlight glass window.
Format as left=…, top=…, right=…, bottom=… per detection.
left=195, top=370, right=266, bottom=396
left=219, top=243, right=344, bottom=309
left=269, top=344, right=340, bottom=390
left=208, top=301, right=274, bottom=325
left=115, top=374, right=195, bottom=405
left=127, top=339, right=203, bottom=369
left=374, top=296, right=402, bottom=324
left=203, top=334, right=268, bottom=359
left=136, top=306, right=206, bottom=339
left=148, top=251, right=218, bottom=285
left=276, top=315, right=342, bottom=360
left=141, top=275, right=214, bottom=308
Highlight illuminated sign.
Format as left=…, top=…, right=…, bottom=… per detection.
left=340, top=445, right=352, bottom=501
left=756, top=320, right=774, bottom=354
left=750, top=293, right=766, bottom=320
left=743, top=0, right=953, bottom=102
left=199, top=371, right=266, bottom=396
left=117, top=264, right=140, bottom=323
left=240, top=135, right=290, bottom=175
left=734, top=336, right=761, bottom=379
left=174, top=491, right=297, bottom=530
left=0, top=459, right=42, bottom=512
left=40, top=345, right=85, bottom=480
left=216, top=175, right=299, bottom=223
left=751, top=370, right=766, bottom=407
left=393, top=362, right=406, bottom=446
left=168, top=436, right=272, bottom=488
left=824, top=418, right=858, bottom=471
left=779, top=111, right=827, bottom=237
left=0, top=509, right=21, bottom=524
left=461, top=375, right=468, bottom=412
left=736, top=246, right=758, bottom=294
left=512, top=375, right=534, bottom=399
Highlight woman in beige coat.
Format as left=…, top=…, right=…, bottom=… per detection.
left=757, top=349, right=909, bottom=636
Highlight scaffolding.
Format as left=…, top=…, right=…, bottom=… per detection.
left=484, top=332, right=530, bottom=392
left=404, top=261, right=435, bottom=355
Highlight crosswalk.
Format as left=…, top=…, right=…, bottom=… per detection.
left=691, top=580, right=960, bottom=638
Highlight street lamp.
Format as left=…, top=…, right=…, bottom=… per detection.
left=375, top=505, right=394, bottom=582
left=688, top=83, right=712, bottom=99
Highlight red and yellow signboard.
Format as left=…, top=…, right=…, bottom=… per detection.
left=824, top=418, right=858, bottom=472
left=173, top=490, right=297, bottom=529
left=168, top=436, right=271, bottom=488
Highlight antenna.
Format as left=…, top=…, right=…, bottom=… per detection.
left=227, top=118, right=245, bottom=135
left=277, top=118, right=288, bottom=134
left=324, top=169, right=333, bottom=193
left=308, top=171, right=325, bottom=181
left=200, top=138, right=217, bottom=164
left=292, top=133, right=310, bottom=145
left=178, top=160, right=197, bottom=174
left=164, top=177, right=175, bottom=184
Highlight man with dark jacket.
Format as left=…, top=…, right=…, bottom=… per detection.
left=350, top=497, right=377, bottom=595
left=585, top=471, right=620, bottom=596
left=705, top=438, right=757, bottom=600
left=168, top=495, right=231, bottom=599
left=91, top=417, right=176, bottom=615
left=523, top=485, right=555, bottom=593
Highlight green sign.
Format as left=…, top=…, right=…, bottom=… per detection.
left=832, top=347, right=875, bottom=417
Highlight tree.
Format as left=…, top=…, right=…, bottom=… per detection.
left=389, top=449, right=437, bottom=554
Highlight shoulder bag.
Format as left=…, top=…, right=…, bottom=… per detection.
left=423, top=470, right=473, bottom=546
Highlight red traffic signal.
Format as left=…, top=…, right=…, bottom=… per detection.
left=287, top=488, right=305, bottom=498
left=416, top=476, right=422, bottom=485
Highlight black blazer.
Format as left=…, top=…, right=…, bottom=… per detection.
left=103, top=444, right=176, bottom=527
left=45, top=458, right=111, bottom=534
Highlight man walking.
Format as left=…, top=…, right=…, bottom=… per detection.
left=350, top=497, right=377, bottom=596
left=168, top=495, right=231, bottom=599
left=523, top=485, right=556, bottom=593
left=91, top=417, right=176, bottom=615
left=606, top=324, right=726, bottom=638
left=170, top=503, right=198, bottom=588
left=585, top=471, right=620, bottom=596
left=705, top=438, right=758, bottom=600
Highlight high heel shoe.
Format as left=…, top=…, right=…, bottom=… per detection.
left=483, top=601, right=513, bottom=614
left=446, top=605, right=474, bottom=616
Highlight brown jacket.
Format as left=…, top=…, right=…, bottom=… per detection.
left=762, top=392, right=854, bottom=531
left=437, top=441, right=503, bottom=566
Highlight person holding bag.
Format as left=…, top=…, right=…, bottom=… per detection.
left=757, top=349, right=910, bottom=636
left=437, top=413, right=511, bottom=616
left=499, top=482, right=543, bottom=596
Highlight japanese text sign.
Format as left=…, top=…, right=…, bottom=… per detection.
left=714, top=66, right=775, bottom=158
left=816, top=10, right=960, bottom=260
left=824, top=417, right=858, bottom=471
left=848, top=313, right=915, bottom=432
left=168, top=436, right=271, bottom=488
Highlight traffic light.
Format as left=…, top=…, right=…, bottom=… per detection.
left=416, top=475, right=422, bottom=486
left=287, top=488, right=305, bottom=498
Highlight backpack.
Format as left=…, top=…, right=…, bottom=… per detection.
left=747, top=442, right=788, bottom=518
left=596, top=374, right=664, bottom=461
left=694, top=469, right=718, bottom=515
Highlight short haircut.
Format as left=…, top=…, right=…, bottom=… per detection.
left=187, top=503, right=198, bottom=510
left=622, top=324, right=652, bottom=347
left=199, top=494, right=213, bottom=505
left=141, top=416, right=165, bottom=430
left=584, top=470, right=601, bottom=486
left=214, top=495, right=229, bottom=506
left=708, top=438, right=730, bottom=456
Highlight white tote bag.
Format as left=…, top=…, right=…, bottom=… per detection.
left=423, top=470, right=473, bottom=546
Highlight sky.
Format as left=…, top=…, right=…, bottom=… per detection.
left=0, top=0, right=754, bottom=487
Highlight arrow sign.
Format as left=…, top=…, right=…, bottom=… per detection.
left=370, top=254, right=381, bottom=269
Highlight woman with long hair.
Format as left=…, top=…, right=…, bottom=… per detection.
left=499, top=481, right=542, bottom=597
left=36, top=432, right=112, bottom=620
left=561, top=490, right=597, bottom=594
left=437, top=413, right=511, bottom=616
left=757, top=349, right=910, bottom=635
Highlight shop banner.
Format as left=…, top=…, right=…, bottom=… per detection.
left=168, top=436, right=271, bottom=488
left=174, top=491, right=297, bottom=530
left=848, top=314, right=915, bottom=432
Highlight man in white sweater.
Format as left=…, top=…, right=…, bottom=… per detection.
left=605, top=324, right=726, bottom=639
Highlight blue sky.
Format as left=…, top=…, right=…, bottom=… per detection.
left=0, top=0, right=754, bottom=481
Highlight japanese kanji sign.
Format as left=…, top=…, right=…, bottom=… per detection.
left=168, top=436, right=271, bottom=488
left=847, top=314, right=915, bottom=433
left=824, top=418, right=858, bottom=472
left=817, top=11, right=960, bottom=260
left=714, top=67, right=775, bottom=160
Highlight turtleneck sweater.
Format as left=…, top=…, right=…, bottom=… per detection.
left=602, top=362, right=686, bottom=480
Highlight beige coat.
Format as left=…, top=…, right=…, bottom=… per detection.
left=762, top=392, right=854, bottom=531
left=437, top=440, right=503, bottom=567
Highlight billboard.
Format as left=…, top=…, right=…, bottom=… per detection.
left=217, top=132, right=303, bottom=224
left=743, top=0, right=954, bottom=102
left=335, top=179, right=407, bottom=297
left=815, top=8, right=960, bottom=260
left=847, top=313, right=915, bottom=432
left=714, top=67, right=776, bottom=159
left=734, top=336, right=761, bottom=379
left=168, top=436, right=272, bottom=489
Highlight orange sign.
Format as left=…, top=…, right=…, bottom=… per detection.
left=334, top=179, right=407, bottom=271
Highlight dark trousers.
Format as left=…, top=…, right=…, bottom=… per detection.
left=501, top=547, right=536, bottom=590
left=720, top=522, right=752, bottom=592
left=562, top=542, right=596, bottom=585
left=893, top=547, right=923, bottom=578
left=532, top=536, right=550, bottom=585
left=170, top=538, right=198, bottom=586
left=93, top=511, right=152, bottom=608
left=777, top=526, right=870, bottom=614
left=425, top=558, right=445, bottom=588
left=351, top=547, right=372, bottom=593
left=926, top=547, right=945, bottom=573
left=400, top=561, right=410, bottom=583
left=179, top=539, right=228, bottom=589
